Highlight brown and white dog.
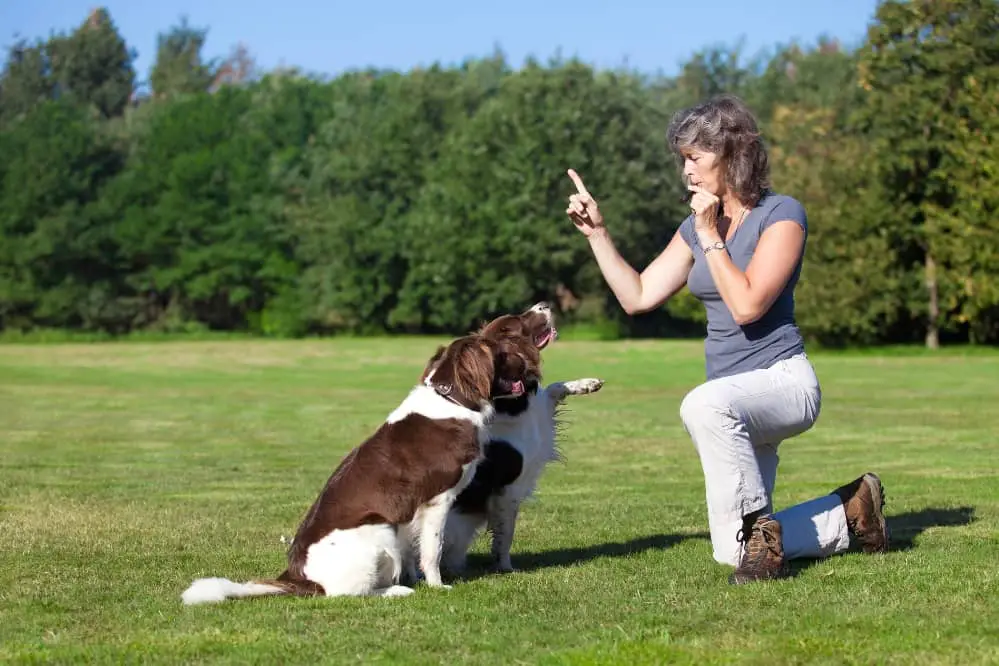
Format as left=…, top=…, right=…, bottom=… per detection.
left=420, top=302, right=604, bottom=577
left=181, top=333, right=542, bottom=604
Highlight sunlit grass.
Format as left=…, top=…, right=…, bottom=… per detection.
left=1, top=338, right=996, bottom=664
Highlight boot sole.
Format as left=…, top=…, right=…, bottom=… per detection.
left=862, top=472, right=889, bottom=553
left=728, top=564, right=791, bottom=585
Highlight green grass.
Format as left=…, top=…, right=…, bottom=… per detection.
left=1, top=338, right=997, bottom=665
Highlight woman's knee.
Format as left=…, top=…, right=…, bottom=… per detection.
left=679, top=382, right=732, bottom=431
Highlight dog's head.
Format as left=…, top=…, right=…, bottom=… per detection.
left=424, top=334, right=541, bottom=411
left=418, top=302, right=557, bottom=385
left=476, top=302, right=557, bottom=351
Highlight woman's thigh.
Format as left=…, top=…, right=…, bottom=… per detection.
left=687, top=353, right=822, bottom=447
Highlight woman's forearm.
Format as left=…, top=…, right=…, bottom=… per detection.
left=695, top=228, right=760, bottom=325
left=586, top=228, right=645, bottom=314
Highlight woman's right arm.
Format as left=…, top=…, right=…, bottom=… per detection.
left=587, top=227, right=693, bottom=315
left=566, top=168, right=693, bottom=315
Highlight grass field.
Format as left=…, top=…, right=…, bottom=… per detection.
left=1, top=337, right=997, bottom=664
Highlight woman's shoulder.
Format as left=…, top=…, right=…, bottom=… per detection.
left=754, top=191, right=807, bottom=232
left=677, top=211, right=697, bottom=247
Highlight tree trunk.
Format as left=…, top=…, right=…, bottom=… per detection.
left=925, top=251, right=940, bottom=349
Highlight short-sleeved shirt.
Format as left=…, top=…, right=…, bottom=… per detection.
left=678, top=191, right=808, bottom=381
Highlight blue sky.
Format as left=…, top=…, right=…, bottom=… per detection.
left=2, top=0, right=880, bottom=84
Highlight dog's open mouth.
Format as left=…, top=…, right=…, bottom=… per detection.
left=510, top=380, right=525, bottom=396
left=535, top=326, right=557, bottom=349
left=495, top=379, right=526, bottom=400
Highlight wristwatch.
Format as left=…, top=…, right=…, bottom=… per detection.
left=703, top=240, right=726, bottom=255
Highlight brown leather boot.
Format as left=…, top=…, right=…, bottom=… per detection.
left=728, top=514, right=791, bottom=585
left=832, top=472, right=889, bottom=553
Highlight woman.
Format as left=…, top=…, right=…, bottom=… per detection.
left=565, top=94, right=889, bottom=584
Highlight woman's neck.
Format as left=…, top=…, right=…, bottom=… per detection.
left=721, top=195, right=745, bottom=221
left=715, top=195, right=748, bottom=241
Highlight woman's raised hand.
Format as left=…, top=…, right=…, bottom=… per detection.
left=565, top=169, right=605, bottom=237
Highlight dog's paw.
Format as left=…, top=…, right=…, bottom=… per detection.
left=421, top=574, right=453, bottom=590
left=564, top=378, right=604, bottom=395
left=490, top=557, right=517, bottom=574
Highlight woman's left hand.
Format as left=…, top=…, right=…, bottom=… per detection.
left=688, top=185, right=721, bottom=233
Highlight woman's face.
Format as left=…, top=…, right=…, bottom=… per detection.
left=681, top=147, right=726, bottom=198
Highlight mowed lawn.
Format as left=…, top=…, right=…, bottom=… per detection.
left=1, top=337, right=997, bottom=665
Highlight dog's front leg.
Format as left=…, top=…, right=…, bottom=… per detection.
left=487, top=495, right=522, bottom=573
left=546, top=378, right=604, bottom=404
left=418, top=497, right=456, bottom=589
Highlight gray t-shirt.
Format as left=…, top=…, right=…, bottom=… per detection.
left=678, top=191, right=807, bottom=381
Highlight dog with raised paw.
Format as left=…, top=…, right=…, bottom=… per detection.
left=420, top=302, right=605, bottom=577
left=181, top=332, right=541, bottom=605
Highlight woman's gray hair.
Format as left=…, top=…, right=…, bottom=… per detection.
left=666, top=94, right=770, bottom=208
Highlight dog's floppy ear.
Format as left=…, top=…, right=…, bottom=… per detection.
left=419, top=345, right=447, bottom=382
left=456, top=339, right=497, bottom=404
left=427, top=337, right=496, bottom=408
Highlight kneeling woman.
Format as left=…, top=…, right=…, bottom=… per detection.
left=564, top=94, right=889, bottom=583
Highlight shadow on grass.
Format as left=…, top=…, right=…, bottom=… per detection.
left=787, top=505, right=977, bottom=577
left=885, top=505, right=977, bottom=552
left=455, top=507, right=976, bottom=581
left=461, top=531, right=709, bottom=579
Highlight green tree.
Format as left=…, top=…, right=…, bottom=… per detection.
left=854, top=0, right=999, bottom=346
left=394, top=60, right=682, bottom=334
left=289, top=66, right=498, bottom=333
left=929, top=60, right=999, bottom=342
left=0, top=100, right=124, bottom=330
left=148, top=17, right=215, bottom=100
left=103, top=86, right=280, bottom=331
left=0, top=38, right=53, bottom=127
left=48, top=8, right=136, bottom=119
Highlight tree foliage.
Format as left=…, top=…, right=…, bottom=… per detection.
left=1, top=2, right=997, bottom=345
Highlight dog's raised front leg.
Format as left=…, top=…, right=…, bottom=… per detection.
left=546, top=378, right=604, bottom=403
left=487, top=495, right=522, bottom=573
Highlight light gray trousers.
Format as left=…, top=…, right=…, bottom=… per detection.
left=680, top=353, right=850, bottom=566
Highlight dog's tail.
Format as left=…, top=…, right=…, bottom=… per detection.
left=181, top=572, right=323, bottom=605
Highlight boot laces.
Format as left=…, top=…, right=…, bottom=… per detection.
left=736, top=518, right=780, bottom=565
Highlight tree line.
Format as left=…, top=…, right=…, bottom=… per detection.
left=1, top=1, right=997, bottom=346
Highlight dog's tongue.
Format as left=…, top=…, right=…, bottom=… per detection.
left=511, top=380, right=524, bottom=395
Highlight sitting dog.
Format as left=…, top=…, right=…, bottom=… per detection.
left=181, top=333, right=542, bottom=605
left=420, top=302, right=604, bottom=576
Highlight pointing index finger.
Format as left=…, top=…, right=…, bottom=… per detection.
left=567, top=168, right=590, bottom=196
